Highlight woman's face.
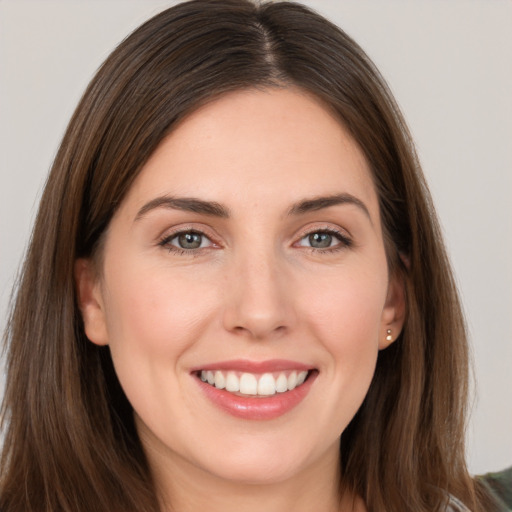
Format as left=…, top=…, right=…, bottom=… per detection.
left=77, top=88, right=404, bottom=486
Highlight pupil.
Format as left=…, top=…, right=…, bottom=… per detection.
left=178, top=232, right=202, bottom=249
left=309, top=232, right=332, bottom=248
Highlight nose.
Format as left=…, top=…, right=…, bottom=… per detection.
left=222, top=249, right=296, bottom=340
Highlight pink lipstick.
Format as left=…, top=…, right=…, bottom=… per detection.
left=191, top=359, right=317, bottom=420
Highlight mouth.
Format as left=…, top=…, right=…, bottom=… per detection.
left=196, top=369, right=311, bottom=397
left=191, top=361, right=318, bottom=420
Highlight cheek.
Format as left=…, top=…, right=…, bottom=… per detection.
left=298, top=265, right=387, bottom=423
left=304, top=267, right=387, bottom=350
left=104, top=264, right=211, bottom=346
left=101, top=260, right=220, bottom=389
left=100, top=260, right=222, bottom=432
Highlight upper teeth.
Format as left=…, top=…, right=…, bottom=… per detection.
left=200, top=370, right=308, bottom=396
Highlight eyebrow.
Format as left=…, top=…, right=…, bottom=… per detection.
left=135, top=193, right=370, bottom=222
left=287, top=193, right=371, bottom=220
left=135, top=196, right=230, bottom=221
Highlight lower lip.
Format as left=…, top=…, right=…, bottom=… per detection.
left=194, top=372, right=317, bottom=420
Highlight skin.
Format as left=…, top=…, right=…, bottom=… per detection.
left=76, top=87, right=405, bottom=512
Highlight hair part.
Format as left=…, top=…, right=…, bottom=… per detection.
left=1, top=1, right=498, bottom=511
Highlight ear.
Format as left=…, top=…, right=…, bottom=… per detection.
left=379, top=271, right=406, bottom=350
left=74, top=258, right=109, bottom=346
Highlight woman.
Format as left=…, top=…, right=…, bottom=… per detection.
left=0, top=1, right=506, bottom=511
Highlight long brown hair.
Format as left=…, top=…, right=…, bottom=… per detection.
left=0, top=1, right=497, bottom=510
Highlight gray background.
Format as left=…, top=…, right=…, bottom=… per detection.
left=1, top=0, right=511, bottom=475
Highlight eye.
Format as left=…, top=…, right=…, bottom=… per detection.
left=296, top=229, right=351, bottom=251
left=159, top=230, right=213, bottom=252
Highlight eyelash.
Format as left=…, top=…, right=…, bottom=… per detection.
left=158, top=227, right=352, bottom=256
left=158, top=229, right=214, bottom=257
left=296, top=227, right=353, bottom=253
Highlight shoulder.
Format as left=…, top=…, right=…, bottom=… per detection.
left=445, top=465, right=512, bottom=512
left=446, top=495, right=472, bottom=512
left=478, top=466, right=512, bottom=511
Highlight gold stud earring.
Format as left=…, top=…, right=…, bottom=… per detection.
left=386, top=329, right=392, bottom=342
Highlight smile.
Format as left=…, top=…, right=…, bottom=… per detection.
left=192, top=360, right=317, bottom=420
left=199, top=369, right=309, bottom=396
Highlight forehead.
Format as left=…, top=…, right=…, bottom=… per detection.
left=122, top=87, right=378, bottom=217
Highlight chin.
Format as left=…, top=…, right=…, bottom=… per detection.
left=187, top=430, right=333, bottom=486
left=201, top=454, right=308, bottom=485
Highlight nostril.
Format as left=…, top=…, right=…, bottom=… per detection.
left=228, top=321, right=288, bottom=340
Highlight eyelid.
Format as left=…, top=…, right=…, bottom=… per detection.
left=156, top=222, right=353, bottom=255
left=157, top=224, right=222, bottom=251
left=292, top=224, right=353, bottom=251
left=293, top=223, right=352, bottom=241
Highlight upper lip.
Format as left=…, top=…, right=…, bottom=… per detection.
left=190, top=359, right=314, bottom=373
